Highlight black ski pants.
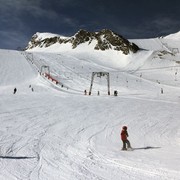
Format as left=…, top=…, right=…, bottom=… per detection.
left=122, top=139, right=131, bottom=149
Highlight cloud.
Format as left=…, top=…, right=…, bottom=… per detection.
left=113, top=16, right=180, bottom=39
left=0, top=0, right=59, bottom=19
left=136, top=16, right=180, bottom=38
left=0, top=0, right=81, bottom=49
left=0, top=0, right=41, bottom=13
left=149, top=17, right=179, bottom=34
left=50, top=0, right=79, bottom=6
left=61, top=17, right=79, bottom=27
left=0, top=30, right=28, bottom=49
left=0, top=0, right=80, bottom=31
left=0, top=1, right=57, bottom=38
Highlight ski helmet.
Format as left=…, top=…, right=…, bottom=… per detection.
left=122, top=126, right=127, bottom=130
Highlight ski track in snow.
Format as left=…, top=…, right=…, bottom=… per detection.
left=1, top=95, right=179, bottom=180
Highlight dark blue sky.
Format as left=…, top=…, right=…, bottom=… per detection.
left=0, top=0, right=180, bottom=50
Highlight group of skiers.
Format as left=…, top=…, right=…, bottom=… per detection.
left=13, top=85, right=34, bottom=94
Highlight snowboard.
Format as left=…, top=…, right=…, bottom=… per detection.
left=121, top=147, right=133, bottom=151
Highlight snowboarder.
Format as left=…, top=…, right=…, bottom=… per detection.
left=121, top=126, right=132, bottom=150
left=13, top=88, right=17, bottom=94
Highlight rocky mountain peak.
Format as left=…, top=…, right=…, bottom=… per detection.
left=26, top=29, right=139, bottom=54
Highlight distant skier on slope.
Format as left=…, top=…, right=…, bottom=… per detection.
left=121, top=126, right=132, bottom=150
left=13, top=88, right=17, bottom=94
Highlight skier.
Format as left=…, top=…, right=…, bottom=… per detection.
left=13, top=88, right=17, bottom=94
left=114, top=90, right=118, bottom=96
left=161, top=88, right=163, bottom=94
left=121, top=126, right=132, bottom=150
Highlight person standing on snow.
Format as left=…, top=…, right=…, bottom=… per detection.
left=121, top=126, right=132, bottom=150
left=13, top=88, right=17, bottom=94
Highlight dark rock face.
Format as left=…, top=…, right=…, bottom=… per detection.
left=26, top=29, right=139, bottom=54
left=70, top=29, right=93, bottom=48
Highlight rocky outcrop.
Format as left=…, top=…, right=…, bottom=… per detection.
left=26, top=29, right=139, bottom=54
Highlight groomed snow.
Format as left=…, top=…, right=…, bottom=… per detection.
left=164, top=31, right=180, bottom=40
left=0, top=34, right=180, bottom=180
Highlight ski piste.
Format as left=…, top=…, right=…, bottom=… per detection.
left=1, top=31, right=180, bottom=179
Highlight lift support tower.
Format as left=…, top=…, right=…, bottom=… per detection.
left=89, top=72, right=110, bottom=95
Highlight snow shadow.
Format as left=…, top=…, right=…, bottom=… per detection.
left=0, top=156, right=37, bottom=159
left=133, top=146, right=161, bottom=150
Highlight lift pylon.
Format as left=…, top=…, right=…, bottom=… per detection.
left=89, top=72, right=110, bottom=95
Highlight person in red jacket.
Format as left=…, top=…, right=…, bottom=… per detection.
left=121, top=126, right=132, bottom=150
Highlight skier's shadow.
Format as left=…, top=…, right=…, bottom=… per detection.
left=0, top=156, right=36, bottom=159
left=133, top=146, right=161, bottom=150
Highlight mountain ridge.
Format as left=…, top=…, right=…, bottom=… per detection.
left=26, top=29, right=139, bottom=55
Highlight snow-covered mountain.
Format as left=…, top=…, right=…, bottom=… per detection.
left=0, top=30, right=180, bottom=180
left=26, top=29, right=139, bottom=55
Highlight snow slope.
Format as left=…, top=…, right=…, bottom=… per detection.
left=0, top=33, right=180, bottom=180
left=0, top=49, right=38, bottom=86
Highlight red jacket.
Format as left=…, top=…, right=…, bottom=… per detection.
left=121, top=129, right=128, bottom=140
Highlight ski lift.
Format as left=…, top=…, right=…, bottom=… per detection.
left=89, top=72, right=110, bottom=95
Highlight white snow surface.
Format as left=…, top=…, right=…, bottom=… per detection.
left=35, top=32, right=67, bottom=40
left=0, top=33, right=180, bottom=180
left=164, top=31, right=180, bottom=40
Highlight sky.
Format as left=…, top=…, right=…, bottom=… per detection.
left=0, top=0, right=180, bottom=50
